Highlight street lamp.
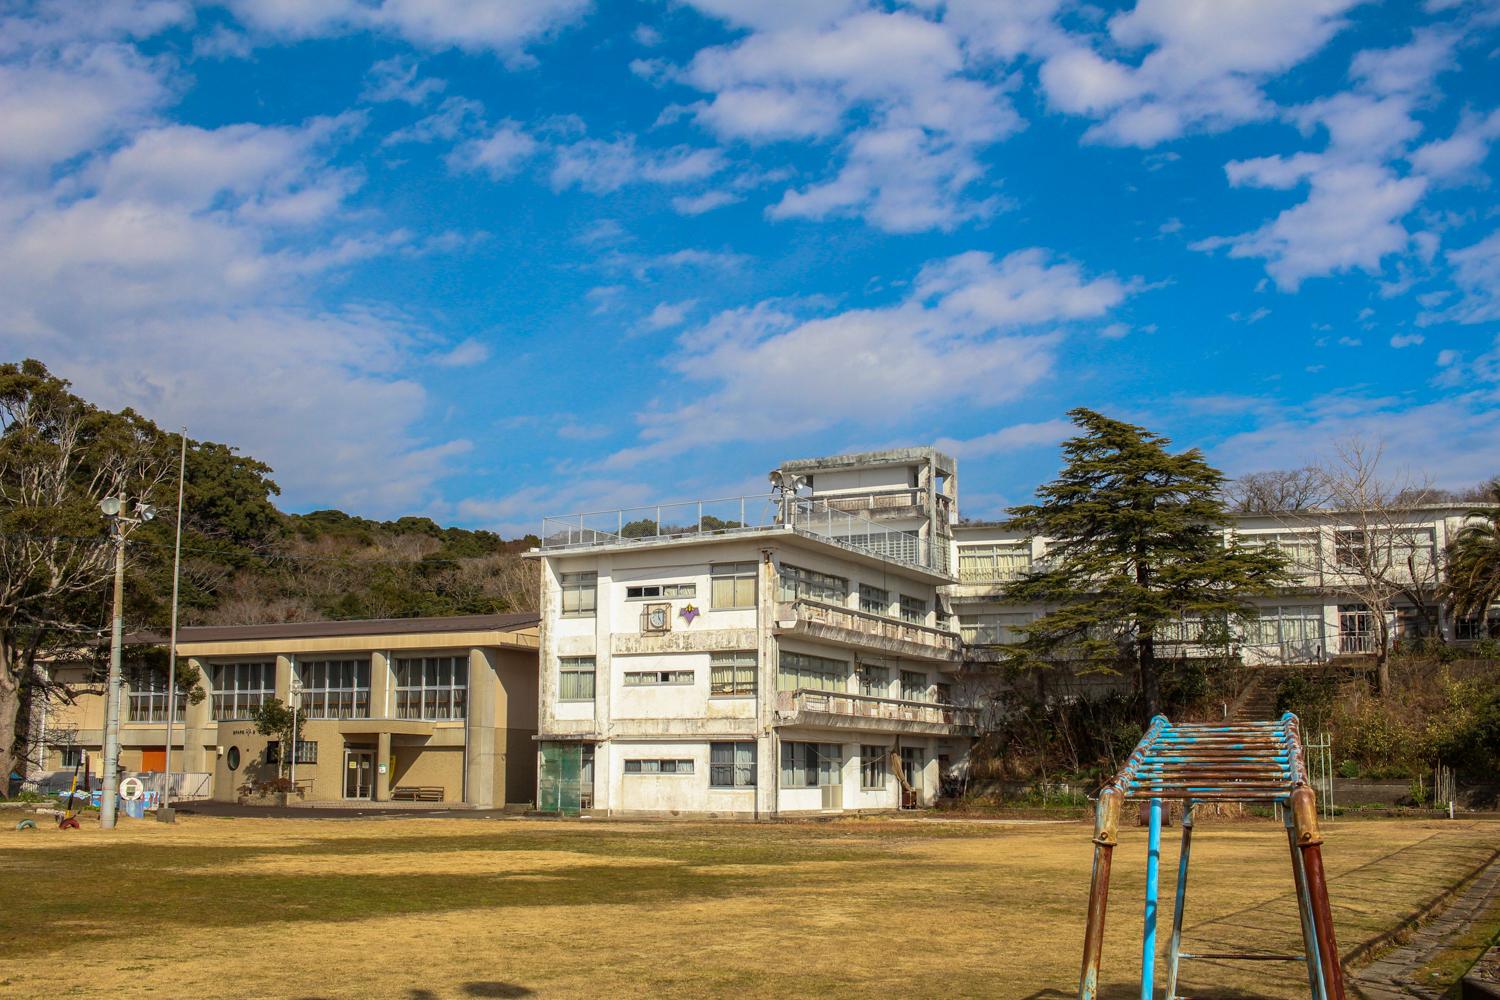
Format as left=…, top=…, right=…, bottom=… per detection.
left=288, top=677, right=304, bottom=793
left=99, top=496, right=155, bottom=831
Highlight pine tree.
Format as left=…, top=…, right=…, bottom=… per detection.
left=999, top=408, right=1287, bottom=720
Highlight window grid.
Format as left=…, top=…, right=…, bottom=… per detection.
left=710, top=562, right=757, bottom=609
left=127, top=669, right=180, bottom=723
left=780, top=741, right=841, bottom=788
left=710, top=742, right=756, bottom=787
left=860, top=745, right=888, bottom=789
left=561, top=571, right=597, bottom=617
left=625, top=583, right=696, bottom=600
left=623, top=669, right=694, bottom=686
left=211, top=661, right=276, bottom=721
left=777, top=564, right=848, bottom=604
left=778, top=651, right=846, bottom=693
left=898, top=595, right=927, bottom=624
left=299, top=658, right=371, bottom=719
left=900, top=670, right=928, bottom=702
left=394, top=655, right=468, bottom=720
left=623, top=758, right=694, bottom=774
left=710, top=651, right=756, bottom=696
left=858, top=584, right=889, bottom=616
left=559, top=656, right=596, bottom=701
left=957, top=543, right=1032, bottom=583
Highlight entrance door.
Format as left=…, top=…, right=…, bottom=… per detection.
left=538, top=743, right=592, bottom=815
left=343, top=749, right=374, bottom=799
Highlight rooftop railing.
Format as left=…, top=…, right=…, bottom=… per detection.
left=540, top=494, right=932, bottom=570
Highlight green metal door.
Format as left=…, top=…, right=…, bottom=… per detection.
left=538, top=743, right=587, bottom=816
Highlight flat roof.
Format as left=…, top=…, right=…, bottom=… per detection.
left=166, top=612, right=539, bottom=644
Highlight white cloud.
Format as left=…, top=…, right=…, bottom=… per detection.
left=601, top=248, right=1134, bottom=468
left=641, top=300, right=697, bottom=331
left=671, top=189, right=740, bottom=215
left=935, top=418, right=1074, bottom=459
left=450, top=123, right=538, bottom=179
left=1390, top=333, right=1425, bottom=347
left=550, top=136, right=725, bottom=194
left=1424, top=229, right=1500, bottom=325
left=1410, top=109, right=1500, bottom=182
left=361, top=55, right=445, bottom=105
left=226, top=0, right=591, bottom=64
left=633, top=24, right=662, bottom=47
left=433, top=338, right=491, bottom=367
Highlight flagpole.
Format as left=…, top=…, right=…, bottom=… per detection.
left=161, top=429, right=187, bottom=820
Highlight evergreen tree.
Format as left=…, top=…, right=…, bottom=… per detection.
left=999, top=408, right=1287, bottom=720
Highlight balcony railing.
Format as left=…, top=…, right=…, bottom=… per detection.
left=541, top=494, right=933, bottom=570
left=819, top=489, right=922, bottom=513
left=776, top=688, right=977, bottom=731
left=1337, top=631, right=1378, bottom=655
left=779, top=598, right=961, bottom=657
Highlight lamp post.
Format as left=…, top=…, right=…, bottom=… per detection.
left=288, top=677, right=303, bottom=793
left=99, top=496, right=156, bottom=830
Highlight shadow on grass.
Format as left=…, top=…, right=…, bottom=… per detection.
left=294, top=983, right=534, bottom=1000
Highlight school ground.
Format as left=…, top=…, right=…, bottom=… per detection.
left=1, top=813, right=1495, bottom=999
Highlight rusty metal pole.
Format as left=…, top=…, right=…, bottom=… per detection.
left=1080, top=787, right=1123, bottom=1000
left=1284, top=806, right=1326, bottom=1000
left=1291, top=786, right=1345, bottom=1000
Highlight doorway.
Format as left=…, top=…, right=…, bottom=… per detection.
left=901, top=747, right=924, bottom=809
left=343, top=748, right=374, bottom=799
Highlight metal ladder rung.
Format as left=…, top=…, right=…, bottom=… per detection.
left=1178, top=951, right=1306, bottom=962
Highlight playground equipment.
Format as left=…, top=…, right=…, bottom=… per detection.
left=1078, top=713, right=1344, bottom=1000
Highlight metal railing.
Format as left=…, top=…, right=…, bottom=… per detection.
left=1337, top=630, right=1378, bottom=655
left=777, top=689, right=977, bottom=730
left=779, top=598, right=960, bottom=655
left=818, top=489, right=923, bottom=513
left=541, top=494, right=931, bottom=569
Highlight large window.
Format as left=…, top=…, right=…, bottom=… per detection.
left=710, top=651, right=756, bottom=696
left=857, top=664, right=889, bottom=697
left=1242, top=532, right=1320, bottom=578
left=957, top=543, right=1032, bottom=583
left=394, top=655, right=468, bottom=720
left=624, top=758, right=694, bottom=774
left=898, top=595, right=927, bottom=625
left=710, top=742, right=756, bottom=788
left=559, top=657, right=596, bottom=701
left=1245, top=606, right=1325, bottom=661
left=780, top=741, right=841, bottom=787
left=710, top=562, right=757, bottom=609
left=960, top=612, right=1031, bottom=646
left=858, top=584, right=890, bottom=616
left=127, top=668, right=178, bottom=723
left=777, top=564, right=847, bottom=604
left=778, top=651, right=846, bottom=692
left=861, top=745, right=888, bottom=789
left=299, top=658, right=371, bottom=719
left=561, top=571, right=597, bottom=617
left=211, top=661, right=275, bottom=720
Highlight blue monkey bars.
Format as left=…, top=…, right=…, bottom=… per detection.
left=1077, top=713, right=1345, bottom=1000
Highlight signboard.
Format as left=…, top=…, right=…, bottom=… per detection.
left=119, top=777, right=144, bottom=801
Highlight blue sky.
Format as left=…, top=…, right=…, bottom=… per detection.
left=3, top=0, right=1500, bottom=535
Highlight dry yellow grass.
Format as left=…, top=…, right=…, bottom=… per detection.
left=1, top=813, right=1494, bottom=1000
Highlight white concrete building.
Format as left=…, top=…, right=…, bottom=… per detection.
left=531, top=449, right=973, bottom=817
left=949, top=503, right=1499, bottom=668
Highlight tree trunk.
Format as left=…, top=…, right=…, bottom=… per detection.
left=1375, top=617, right=1392, bottom=696
left=0, top=648, right=20, bottom=798
left=1138, top=632, right=1161, bottom=722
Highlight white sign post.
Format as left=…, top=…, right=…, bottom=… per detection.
left=119, top=776, right=144, bottom=802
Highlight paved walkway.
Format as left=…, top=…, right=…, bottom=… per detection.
left=1354, top=850, right=1500, bottom=999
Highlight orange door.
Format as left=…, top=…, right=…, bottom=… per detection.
left=141, top=748, right=166, bottom=772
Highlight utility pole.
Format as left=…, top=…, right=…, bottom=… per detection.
left=161, top=429, right=187, bottom=822
left=99, top=497, right=156, bottom=830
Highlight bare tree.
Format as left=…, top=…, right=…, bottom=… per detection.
left=1226, top=467, right=1328, bottom=513
left=1288, top=439, right=1442, bottom=695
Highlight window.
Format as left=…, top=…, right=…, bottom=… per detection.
left=710, top=562, right=757, bottom=609
left=901, top=670, right=928, bottom=702
left=960, top=612, right=1031, bottom=645
left=957, top=543, right=1032, bottom=583
left=623, top=758, right=694, bottom=774
left=935, top=683, right=953, bottom=706
left=266, top=740, right=318, bottom=765
left=561, top=571, right=597, bottom=617
left=60, top=746, right=83, bottom=769
left=1242, top=532, right=1320, bottom=578
left=210, top=661, right=275, bottom=720
left=710, top=742, right=756, bottom=787
left=623, top=669, right=694, bottom=686
left=858, top=584, right=889, bottom=616
left=625, top=583, right=696, bottom=600
left=1334, top=530, right=1365, bottom=569
left=710, top=651, right=756, bottom=696
left=857, top=664, right=889, bottom=697
left=780, top=741, right=841, bottom=787
left=1245, top=606, right=1324, bottom=661
left=127, top=668, right=178, bottom=723
left=299, top=658, right=371, bottom=719
left=558, top=657, right=596, bottom=701
left=777, top=563, right=848, bottom=604
left=778, top=651, right=846, bottom=692
left=394, top=655, right=468, bottom=720
left=861, top=745, right=888, bottom=789
left=899, top=595, right=927, bottom=624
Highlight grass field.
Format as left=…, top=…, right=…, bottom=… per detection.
left=1, top=813, right=1495, bottom=999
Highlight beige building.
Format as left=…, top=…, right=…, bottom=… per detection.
left=34, top=613, right=540, bottom=807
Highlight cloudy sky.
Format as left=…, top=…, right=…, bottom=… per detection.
left=3, top=0, right=1500, bottom=534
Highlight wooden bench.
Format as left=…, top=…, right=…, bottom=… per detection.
left=391, top=785, right=445, bottom=802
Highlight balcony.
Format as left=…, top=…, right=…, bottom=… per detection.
left=775, top=689, right=977, bottom=736
left=540, top=494, right=936, bottom=572
left=819, top=489, right=925, bottom=518
left=774, top=599, right=962, bottom=662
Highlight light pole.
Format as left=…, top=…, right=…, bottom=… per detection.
left=161, top=429, right=187, bottom=823
left=99, top=496, right=156, bottom=830
left=288, top=677, right=303, bottom=793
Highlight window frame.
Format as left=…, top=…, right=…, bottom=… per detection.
left=898, top=594, right=928, bottom=624
left=298, top=657, right=372, bottom=720
left=624, top=583, right=697, bottom=601
left=709, top=651, right=757, bottom=696
left=210, top=660, right=276, bottom=721
left=560, top=571, right=598, bottom=618
left=393, top=654, right=469, bottom=721
left=710, top=562, right=758, bottom=609
left=777, top=563, right=848, bottom=604
left=777, top=651, right=846, bottom=693
left=860, top=745, right=888, bottom=789
left=710, top=741, right=757, bottom=788
left=623, top=758, right=695, bottom=775
left=558, top=656, right=597, bottom=702
left=858, top=584, right=890, bottom=616
left=622, top=669, right=695, bottom=686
